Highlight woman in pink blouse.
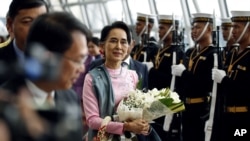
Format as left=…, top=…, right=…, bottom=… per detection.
left=82, top=21, right=150, bottom=140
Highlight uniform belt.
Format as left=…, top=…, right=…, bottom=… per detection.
left=225, top=106, right=248, bottom=113
left=185, top=96, right=210, bottom=104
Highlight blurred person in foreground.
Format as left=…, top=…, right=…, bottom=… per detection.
left=83, top=21, right=160, bottom=141
left=72, top=44, right=94, bottom=140
left=0, top=11, right=91, bottom=141
left=73, top=36, right=101, bottom=97
left=0, top=0, right=49, bottom=85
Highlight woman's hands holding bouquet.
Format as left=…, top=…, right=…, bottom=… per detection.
left=123, top=118, right=150, bottom=135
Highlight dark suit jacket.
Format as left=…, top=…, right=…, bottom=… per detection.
left=129, top=59, right=148, bottom=90
left=88, top=58, right=149, bottom=90
left=88, top=58, right=104, bottom=71
left=1, top=78, right=83, bottom=141
left=0, top=40, right=18, bottom=85
left=0, top=40, right=17, bottom=64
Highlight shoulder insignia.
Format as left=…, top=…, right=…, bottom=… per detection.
left=0, top=38, right=11, bottom=48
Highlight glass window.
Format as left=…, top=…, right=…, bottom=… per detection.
left=49, top=0, right=62, bottom=6
left=187, top=0, right=221, bottom=17
left=84, top=0, right=98, bottom=2
left=105, top=0, right=127, bottom=23
left=127, top=0, right=151, bottom=24
left=155, top=0, right=183, bottom=16
left=69, top=5, right=84, bottom=23
left=86, top=3, right=107, bottom=31
left=0, top=0, right=12, bottom=17
left=226, top=0, right=250, bottom=16
left=69, top=0, right=79, bottom=3
left=186, top=0, right=197, bottom=14
left=52, top=6, right=64, bottom=11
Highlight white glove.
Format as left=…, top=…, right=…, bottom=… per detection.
left=212, top=68, right=226, bottom=83
left=163, top=114, right=173, bottom=131
left=142, top=61, right=153, bottom=71
left=171, top=64, right=186, bottom=76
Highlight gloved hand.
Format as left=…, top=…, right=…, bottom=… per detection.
left=171, top=64, right=186, bottom=76
left=142, top=62, right=153, bottom=71
left=212, top=68, right=226, bottom=83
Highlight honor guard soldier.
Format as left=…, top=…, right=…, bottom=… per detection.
left=149, top=14, right=184, bottom=89
left=149, top=14, right=184, bottom=141
left=220, top=18, right=238, bottom=65
left=131, top=12, right=158, bottom=64
left=172, top=13, right=218, bottom=141
left=212, top=11, right=250, bottom=141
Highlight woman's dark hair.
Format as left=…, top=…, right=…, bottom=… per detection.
left=100, top=21, right=131, bottom=44
left=25, top=11, right=91, bottom=55
left=8, top=0, right=49, bottom=19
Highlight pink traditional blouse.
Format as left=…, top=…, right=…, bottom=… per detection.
left=82, top=67, right=138, bottom=135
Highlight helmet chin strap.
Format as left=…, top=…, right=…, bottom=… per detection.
left=139, top=17, right=149, bottom=39
left=194, top=22, right=209, bottom=42
left=158, top=25, right=173, bottom=45
left=139, top=25, right=147, bottom=38
left=235, top=22, right=250, bottom=43
left=227, top=26, right=233, bottom=41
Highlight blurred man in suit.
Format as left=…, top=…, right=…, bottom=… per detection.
left=0, top=11, right=91, bottom=141
left=0, top=0, right=49, bottom=85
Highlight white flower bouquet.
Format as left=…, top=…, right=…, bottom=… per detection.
left=116, top=88, right=185, bottom=122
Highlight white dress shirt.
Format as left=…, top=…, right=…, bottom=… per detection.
left=25, top=79, right=55, bottom=107
left=122, top=55, right=130, bottom=69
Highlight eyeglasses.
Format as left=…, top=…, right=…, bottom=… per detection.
left=63, top=55, right=88, bottom=66
left=108, top=38, right=129, bottom=47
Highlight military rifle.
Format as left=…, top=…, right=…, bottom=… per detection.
left=164, top=14, right=177, bottom=132
left=179, top=28, right=186, bottom=51
left=205, top=11, right=220, bottom=141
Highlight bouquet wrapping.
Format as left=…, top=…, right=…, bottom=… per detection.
left=116, top=88, right=185, bottom=122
